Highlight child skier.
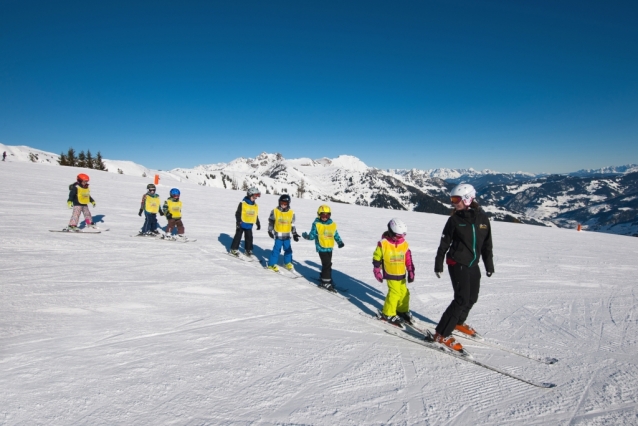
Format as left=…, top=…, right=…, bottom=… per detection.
left=66, top=173, right=96, bottom=231
left=266, top=194, right=300, bottom=272
left=301, top=204, right=344, bottom=291
left=161, top=188, right=186, bottom=240
left=372, top=218, right=415, bottom=328
left=229, top=187, right=261, bottom=257
left=431, top=183, right=494, bottom=352
left=138, top=183, right=163, bottom=236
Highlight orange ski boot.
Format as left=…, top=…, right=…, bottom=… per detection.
left=454, top=323, right=477, bottom=337
left=433, top=332, right=463, bottom=351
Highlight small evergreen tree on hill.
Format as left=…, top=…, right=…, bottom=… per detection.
left=85, top=150, right=94, bottom=169
left=77, top=151, right=87, bottom=168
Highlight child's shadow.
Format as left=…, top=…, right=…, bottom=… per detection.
left=217, top=233, right=270, bottom=260
left=79, top=214, right=106, bottom=229
left=297, top=260, right=437, bottom=325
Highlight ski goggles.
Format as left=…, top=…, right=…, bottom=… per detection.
left=319, top=213, right=331, bottom=219
left=148, top=189, right=156, bottom=192
left=450, top=196, right=463, bottom=204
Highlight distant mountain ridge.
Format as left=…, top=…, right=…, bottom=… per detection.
left=2, top=143, right=636, bottom=236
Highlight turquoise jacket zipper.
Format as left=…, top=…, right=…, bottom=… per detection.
left=468, top=224, right=477, bottom=267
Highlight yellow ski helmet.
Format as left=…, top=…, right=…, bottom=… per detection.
left=317, top=205, right=331, bottom=216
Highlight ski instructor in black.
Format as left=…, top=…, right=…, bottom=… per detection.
left=432, top=183, right=494, bottom=352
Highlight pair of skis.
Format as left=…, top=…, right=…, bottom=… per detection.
left=366, top=312, right=557, bottom=388
left=50, top=227, right=109, bottom=234
left=130, top=233, right=196, bottom=242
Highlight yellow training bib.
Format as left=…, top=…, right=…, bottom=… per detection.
left=316, top=222, right=337, bottom=248
left=77, top=186, right=91, bottom=205
left=241, top=201, right=258, bottom=224
left=145, top=196, right=161, bottom=214
left=381, top=239, right=409, bottom=276
left=166, top=199, right=182, bottom=219
left=273, top=209, right=293, bottom=233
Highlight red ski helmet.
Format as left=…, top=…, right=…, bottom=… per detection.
left=77, top=173, right=90, bottom=182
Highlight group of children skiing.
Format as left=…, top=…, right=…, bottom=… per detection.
left=63, top=174, right=494, bottom=353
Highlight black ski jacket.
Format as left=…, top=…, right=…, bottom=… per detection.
left=434, top=208, right=494, bottom=273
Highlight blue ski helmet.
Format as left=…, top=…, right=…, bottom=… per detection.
left=170, top=188, right=180, bottom=197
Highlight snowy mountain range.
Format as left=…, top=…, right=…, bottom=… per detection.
left=2, top=143, right=637, bottom=236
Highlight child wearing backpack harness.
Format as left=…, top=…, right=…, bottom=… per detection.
left=138, top=183, right=164, bottom=236
left=432, top=183, right=494, bottom=352
left=161, top=188, right=186, bottom=240
left=372, top=218, right=415, bottom=329
left=230, top=187, right=262, bottom=257
left=67, top=173, right=96, bottom=231
left=266, top=194, right=300, bottom=272
left=301, top=204, right=344, bottom=291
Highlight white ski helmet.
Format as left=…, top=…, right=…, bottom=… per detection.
left=247, top=187, right=261, bottom=197
left=450, top=183, right=476, bottom=207
left=388, top=218, right=408, bottom=236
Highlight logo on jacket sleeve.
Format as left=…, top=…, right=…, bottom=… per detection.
left=479, top=224, right=488, bottom=229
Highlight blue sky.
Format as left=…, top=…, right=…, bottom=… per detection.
left=1, top=0, right=637, bottom=173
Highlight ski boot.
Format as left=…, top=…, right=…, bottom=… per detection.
left=229, top=249, right=240, bottom=257
left=66, top=226, right=80, bottom=232
left=396, top=311, right=414, bottom=326
left=454, top=323, right=477, bottom=337
left=378, top=312, right=405, bottom=329
left=319, top=279, right=336, bottom=292
left=284, top=263, right=295, bottom=271
left=432, top=332, right=463, bottom=351
left=267, top=265, right=280, bottom=273
left=244, top=250, right=253, bottom=257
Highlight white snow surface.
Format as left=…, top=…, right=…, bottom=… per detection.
left=2, top=162, right=638, bottom=425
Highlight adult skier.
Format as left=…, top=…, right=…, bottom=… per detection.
left=301, top=204, right=344, bottom=291
left=161, top=188, right=186, bottom=240
left=138, top=183, right=163, bottom=236
left=266, top=194, right=300, bottom=272
left=373, top=218, right=415, bottom=328
left=432, top=183, right=494, bottom=351
left=66, top=173, right=96, bottom=231
left=229, top=187, right=261, bottom=257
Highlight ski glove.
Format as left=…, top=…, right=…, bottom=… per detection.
left=486, top=271, right=493, bottom=277
left=373, top=267, right=383, bottom=283
left=435, top=271, right=442, bottom=279
left=138, top=209, right=143, bottom=217
left=268, top=230, right=274, bottom=239
left=408, top=271, right=415, bottom=283
left=236, top=222, right=240, bottom=229
left=91, top=201, right=96, bottom=207
left=302, top=232, right=309, bottom=240
left=67, top=201, right=73, bottom=209
left=256, top=222, right=261, bottom=230
left=337, top=241, right=344, bottom=249
left=159, top=210, right=164, bottom=216
left=293, top=233, right=300, bottom=242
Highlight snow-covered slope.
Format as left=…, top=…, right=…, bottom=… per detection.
left=2, top=160, right=638, bottom=425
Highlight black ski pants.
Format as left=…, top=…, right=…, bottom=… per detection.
left=231, top=227, right=254, bottom=251
left=318, top=251, right=333, bottom=283
left=435, top=263, right=481, bottom=337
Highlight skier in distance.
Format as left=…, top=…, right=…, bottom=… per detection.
left=66, top=173, right=96, bottom=231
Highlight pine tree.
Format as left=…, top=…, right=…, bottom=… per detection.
left=94, top=152, right=107, bottom=170
left=297, top=179, right=306, bottom=198
left=242, top=180, right=249, bottom=191
left=66, top=148, right=77, bottom=167
left=85, top=150, right=94, bottom=169
left=58, top=152, right=67, bottom=166
left=77, top=151, right=87, bottom=168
